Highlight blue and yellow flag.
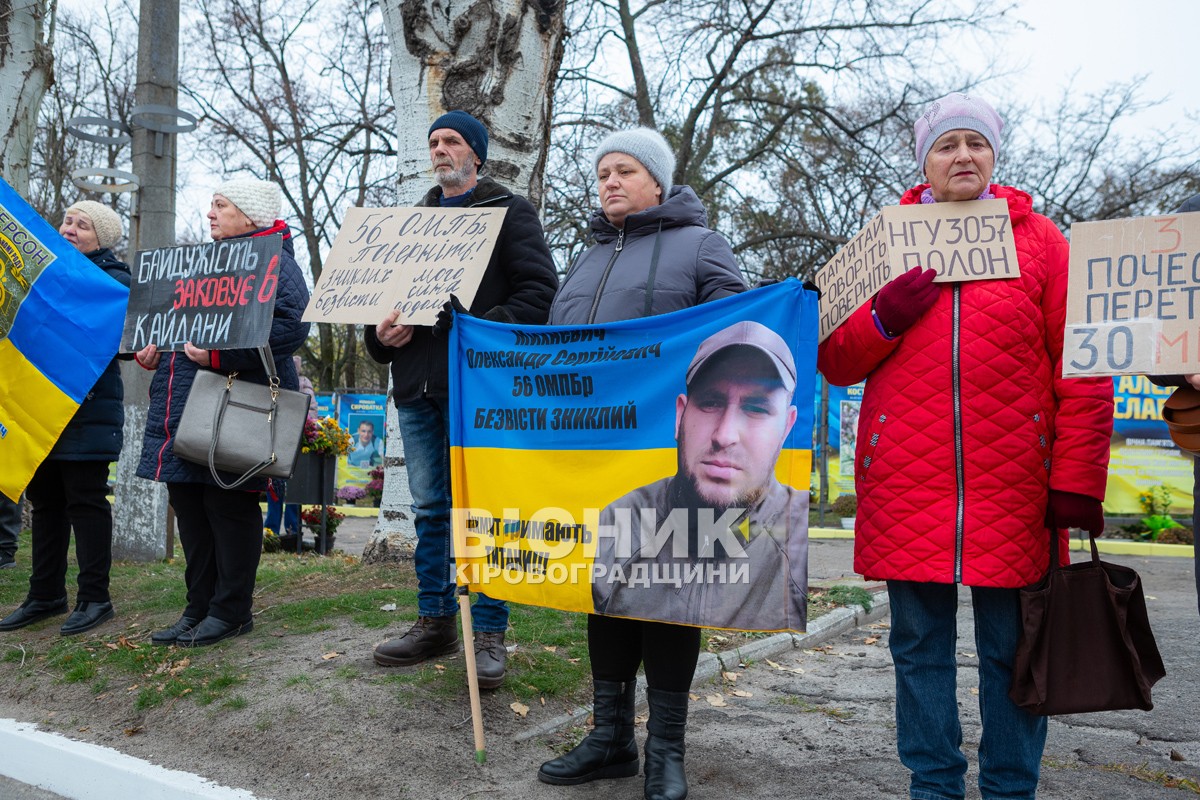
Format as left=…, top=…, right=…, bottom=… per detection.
left=449, top=281, right=818, bottom=632
left=0, top=179, right=129, bottom=501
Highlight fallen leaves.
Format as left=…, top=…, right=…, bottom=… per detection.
left=321, top=651, right=341, bottom=661
left=104, top=636, right=138, bottom=651
left=510, top=701, right=529, bottom=718
left=705, top=694, right=727, bottom=707
left=766, top=659, right=805, bottom=675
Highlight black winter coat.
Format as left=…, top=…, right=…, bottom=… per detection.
left=136, top=222, right=311, bottom=489
left=50, top=248, right=131, bottom=461
left=364, top=177, right=558, bottom=403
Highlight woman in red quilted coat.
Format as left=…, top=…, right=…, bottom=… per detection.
left=818, top=93, right=1114, bottom=800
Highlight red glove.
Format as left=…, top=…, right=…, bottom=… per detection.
left=1046, top=490, right=1105, bottom=536
left=874, top=267, right=939, bottom=337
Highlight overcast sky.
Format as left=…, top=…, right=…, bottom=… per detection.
left=58, top=0, right=1193, bottom=235
left=999, top=0, right=1194, bottom=133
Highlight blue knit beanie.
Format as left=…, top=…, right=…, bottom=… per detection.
left=429, top=110, right=488, bottom=166
left=591, top=127, right=676, bottom=192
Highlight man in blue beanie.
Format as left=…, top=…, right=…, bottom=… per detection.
left=365, top=110, right=558, bottom=688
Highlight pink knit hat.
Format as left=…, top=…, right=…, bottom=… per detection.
left=914, top=93, right=1003, bottom=173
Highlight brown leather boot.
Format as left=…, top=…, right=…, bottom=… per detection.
left=473, top=629, right=507, bottom=689
left=373, top=616, right=459, bottom=666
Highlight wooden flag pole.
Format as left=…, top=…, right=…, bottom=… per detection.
left=458, top=585, right=487, bottom=763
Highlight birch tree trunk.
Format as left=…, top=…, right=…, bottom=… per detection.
left=0, top=0, right=56, bottom=197
left=363, top=0, right=564, bottom=562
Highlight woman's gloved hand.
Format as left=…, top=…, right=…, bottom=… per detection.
left=1046, top=489, right=1105, bottom=536
left=873, top=267, right=939, bottom=337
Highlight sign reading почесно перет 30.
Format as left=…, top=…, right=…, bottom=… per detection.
left=302, top=206, right=508, bottom=327
left=1064, top=211, right=1200, bottom=377
left=814, top=199, right=1019, bottom=341
left=120, top=234, right=282, bottom=353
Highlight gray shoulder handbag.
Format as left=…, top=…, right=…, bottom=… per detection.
left=173, top=345, right=308, bottom=489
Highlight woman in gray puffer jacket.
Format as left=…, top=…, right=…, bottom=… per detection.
left=549, top=152, right=743, bottom=325
left=540, top=128, right=745, bottom=800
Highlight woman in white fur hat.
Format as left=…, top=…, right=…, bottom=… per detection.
left=135, top=179, right=311, bottom=647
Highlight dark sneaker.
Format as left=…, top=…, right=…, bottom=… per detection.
left=474, top=630, right=507, bottom=689
left=177, top=616, right=253, bottom=647
left=373, top=616, right=459, bottom=666
left=151, top=615, right=203, bottom=645
left=0, top=553, right=15, bottom=570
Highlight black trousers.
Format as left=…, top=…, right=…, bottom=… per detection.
left=587, top=614, right=701, bottom=692
left=25, top=460, right=113, bottom=603
left=167, top=482, right=263, bottom=624
left=0, top=494, right=20, bottom=556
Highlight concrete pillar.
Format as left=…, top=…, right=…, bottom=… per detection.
left=112, top=0, right=180, bottom=560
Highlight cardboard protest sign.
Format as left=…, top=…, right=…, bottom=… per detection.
left=121, top=235, right=283, bottom=353
left=448, top=281, right=817, bottom=633
left=304, top=206, right=507, bottom=326
left=1063, top=212, right=1200, bottom=377
left=814, top=199, right=1019, bottom=341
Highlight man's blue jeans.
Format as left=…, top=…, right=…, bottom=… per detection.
left=395, top=397, right=508, bottom=633
left=887, top=580, right=1047, bottom=800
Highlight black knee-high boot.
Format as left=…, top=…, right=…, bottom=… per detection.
left=644, top=687, right=688, bottom=800
left=537, top=679, right=639, bottom=784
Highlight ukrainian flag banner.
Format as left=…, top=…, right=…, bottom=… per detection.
left=449, top=280, right=818, bottom=632
left=0, top=179, right=129, bottom=501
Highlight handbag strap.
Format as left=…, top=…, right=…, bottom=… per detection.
left=257, top=343, right=279, bottom=383
left=1048, top=524, right=1102, bottom=573
left=206, top=346, right=281, bottom=489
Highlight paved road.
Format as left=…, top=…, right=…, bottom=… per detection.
left=0, top=775, right=66, bottom=799
left=520, top=539, right=1199, bottom=800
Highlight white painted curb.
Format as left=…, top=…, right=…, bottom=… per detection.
left=0, top=719, right=264, bottom=800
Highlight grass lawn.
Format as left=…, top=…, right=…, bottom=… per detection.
left=0, top=529, right=871, bottom=717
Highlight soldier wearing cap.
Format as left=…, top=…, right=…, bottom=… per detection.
left=591, top=320, right=806, bottom=631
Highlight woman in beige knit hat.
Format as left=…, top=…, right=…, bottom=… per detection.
left=0, top=200, right=130, bottom=636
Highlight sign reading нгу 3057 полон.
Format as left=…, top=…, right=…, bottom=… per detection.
left=814, top=199, right=1019, bottom=341
left=1064, top=211, right=1200, bottom=377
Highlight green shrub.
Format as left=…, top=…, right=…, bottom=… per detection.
left=830, top=493, right=857, bottom=517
